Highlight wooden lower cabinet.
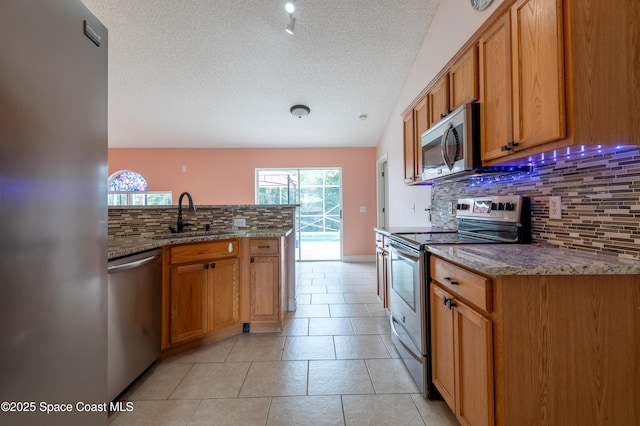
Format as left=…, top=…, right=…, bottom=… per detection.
left=170, top=258, right=239, bottom=344
left=431, top=255, right=640, bottom=425
left=170, top=262, right=207, bottom=345
left=249, top=255, right=279, bottom=322
left=207, top=258, right=240, bottom=332
left=248, top=238, right=283, bottom=330
left=164, top=240, right=240, bottom=348
left=162, top=237, right=290, bottom=350
left=431, top=284, right=494, bottom=426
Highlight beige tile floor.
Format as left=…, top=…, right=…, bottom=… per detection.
left=109, top=261, right=458, bottom=425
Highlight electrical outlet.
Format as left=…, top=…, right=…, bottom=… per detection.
left=233, top=217, right=246, bottom=227
left=549, top=196, right=562, bottom=219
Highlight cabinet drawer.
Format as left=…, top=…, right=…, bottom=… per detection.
left=250, top=239, right=279, bottom=255
left=431, top=256, right=491, bottom=312
left=170, top=240, right=238, bottom=264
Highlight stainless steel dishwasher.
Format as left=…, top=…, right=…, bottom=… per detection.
left=107, top=249, right=162, bottom=401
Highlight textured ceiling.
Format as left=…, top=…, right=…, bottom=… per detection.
left=81, top=0, right=441, bottom=148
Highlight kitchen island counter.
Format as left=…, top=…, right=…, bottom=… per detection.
left=108, top=228, right=293, bottom=260
left=427, top=242, right=640, bottom=276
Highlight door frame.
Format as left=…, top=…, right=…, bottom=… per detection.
left=255, top=168, right=343, bottom=261
left=376, top=153, right=389, bottom=228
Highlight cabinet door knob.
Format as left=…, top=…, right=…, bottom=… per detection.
left=203, top=264, right=209, bottom=270
left=210, top=263, right=216, bottom=269
left=443, top=297, right=456, bottom=310
left=250, top=257, right=255, bottom=263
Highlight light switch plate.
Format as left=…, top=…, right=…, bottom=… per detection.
left=233, top=217, right=246, bottom=227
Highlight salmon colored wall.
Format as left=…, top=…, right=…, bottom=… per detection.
left=108, top=148, right=377, bottom=257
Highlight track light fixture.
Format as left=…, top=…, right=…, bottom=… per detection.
left=285, top=15, right=295, bottom=35
left=285, top=1, right=295, bottom=14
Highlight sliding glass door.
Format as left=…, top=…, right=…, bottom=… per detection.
left=256, top=168, right=342, bottom=261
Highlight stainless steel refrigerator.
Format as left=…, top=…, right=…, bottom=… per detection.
left=0, top=1, right=108, bottom=425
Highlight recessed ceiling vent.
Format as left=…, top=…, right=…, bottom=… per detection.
left=290, top=104, right=310, bottom=118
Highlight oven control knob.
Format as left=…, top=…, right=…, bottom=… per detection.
left=505, top=202, right=515, bottom=211
left=497, top=202, right=505, bottom=210
left=457, top=203, right=469, bottom=210
left=491, top=202, right=498, bottom=211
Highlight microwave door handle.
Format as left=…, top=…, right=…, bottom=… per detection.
left=441, top=122, right=454, bottom=170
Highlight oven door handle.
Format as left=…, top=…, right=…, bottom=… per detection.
left=390, top=242, right=420, bottom=262
left=390, top=317, right=423, bottom=363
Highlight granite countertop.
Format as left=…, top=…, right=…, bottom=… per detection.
left=108, top=228, right=293, bottom=260
left=427, top=243, right=640, bottom=276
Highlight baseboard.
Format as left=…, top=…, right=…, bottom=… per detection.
left=342, top=255, right=375, bottom=263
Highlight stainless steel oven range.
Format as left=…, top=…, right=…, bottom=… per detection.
left=388, top=195, right=530, bottom=399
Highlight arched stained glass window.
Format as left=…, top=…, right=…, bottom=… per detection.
left=108, top=170, right=149, bottom=191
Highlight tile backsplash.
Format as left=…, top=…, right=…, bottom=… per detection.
left=430, top=147, right=640, bottom=259
left=108, top=204, right=297, bottom=240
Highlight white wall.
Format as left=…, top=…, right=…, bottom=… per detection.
left=376, top=0, right=505, bottom=227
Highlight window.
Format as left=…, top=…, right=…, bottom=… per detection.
left=107, top=170, right=172, bottom=206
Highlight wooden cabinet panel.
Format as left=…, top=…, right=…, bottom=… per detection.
left=403, top=111, right=417, bottom=183
left=480, top=0, right=565, bottom=163
left=431, top=284, right=456, bottom=409
left=414, top=97, right=427, bottom=178
left=449, top=46, right=479, bottom=111
left=249, top=238, right=279, bottom=255
left=432, top=257, right=491, bottom=312
left=568, top=0, right=640, bottom=146
left=250, top=256, right=280, bottom=322
left=207, top=258, right=239, bottom=332
left=510, top=0, right=565, bottom=150
left=479, top=13, right=513, bottom=162
left=170, top=240, right=238, bottom=264
left=170, top=263, right=207, bottom=345
left=428, top=75, right=450, bottom=126
left=165, top=240, right=240, bottom=348
left=431, top=257, right=494, bottom=426
left=454, top=299, right=494, bottom=426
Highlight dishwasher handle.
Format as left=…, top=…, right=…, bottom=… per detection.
left=108, top=254, right=160, bottom=274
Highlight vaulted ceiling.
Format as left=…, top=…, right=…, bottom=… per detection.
left=82, top=0, right=441, bottom=148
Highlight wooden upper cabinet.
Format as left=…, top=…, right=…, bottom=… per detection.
left=566, top=0, right=639, bottom=147
left=402, top=97, right=428, bottom=185
left=427, top=75, right=450, bottom=127
left=402, top=111, right=416, bottom=183
left=480, top=0, right=565, bottom=163
left=413, top=97, right=427, bottom=175
left=449, top=45, right=479, bottom=112
left=479, top=13, right=513, bottom=162
left=510, top=0, right=565, bottom=150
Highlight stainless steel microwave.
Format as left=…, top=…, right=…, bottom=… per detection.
left=420, top=103, right=480, bottom=183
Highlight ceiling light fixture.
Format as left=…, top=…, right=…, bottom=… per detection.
left=285, top=15, right=296, bottom=35
left=290, top=105, right=310, bottom=118
left=285, top=1, right=295, bottom=14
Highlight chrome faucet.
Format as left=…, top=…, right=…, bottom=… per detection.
left=175, top=191, right=196, bottom=233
